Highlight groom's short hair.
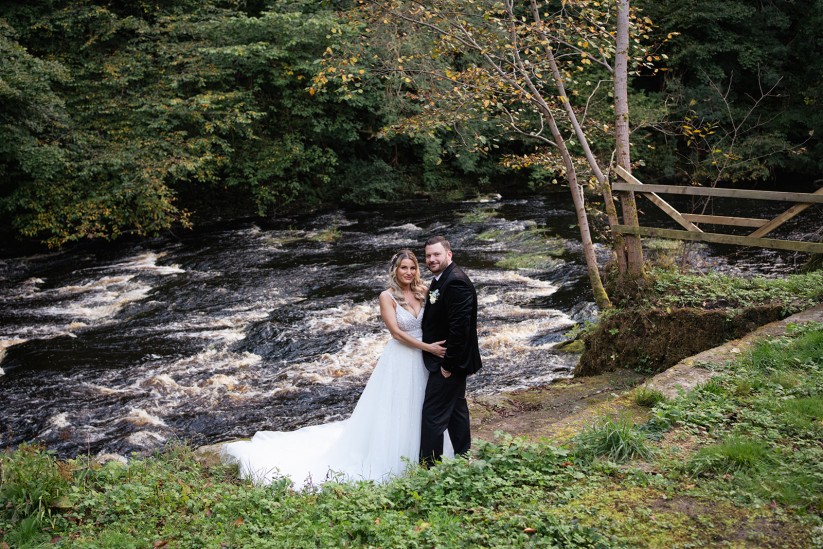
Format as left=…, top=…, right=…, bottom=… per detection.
left=425, top=236, right=451, bottom=251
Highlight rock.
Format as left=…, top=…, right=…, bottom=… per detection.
left=95, top=453, right=128, bottom=466
left=575, top=304, right=785, bottom=376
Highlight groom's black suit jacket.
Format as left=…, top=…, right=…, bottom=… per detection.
left=421, top=262, right=482, bottom=375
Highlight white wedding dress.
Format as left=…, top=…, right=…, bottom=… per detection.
left=222, top=299, right=452, bottom=487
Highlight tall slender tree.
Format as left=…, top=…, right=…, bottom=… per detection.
left=320, top=0, right=660, bottom=306
left=613, top=0, right=644, bottom=277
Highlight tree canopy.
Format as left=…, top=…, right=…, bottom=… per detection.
left=0, top=0, right=819, bottom=247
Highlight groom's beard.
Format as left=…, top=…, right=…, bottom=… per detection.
left=427, top=260, right=450, bottom=275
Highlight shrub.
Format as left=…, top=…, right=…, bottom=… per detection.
left=0, top=444, right=69, bottom=520
left=573, top=416, right=654, bottom=463
left=634, top=386, right=667, bottom=407
left=3, top=513, right=46, bottom=547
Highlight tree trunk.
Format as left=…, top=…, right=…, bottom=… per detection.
left=614, top=0, right=644, bottom=277
left=543, top=109, right=611, bottom=309
left=535, top=18, right=629, bottom=276
left=525, top=0, right=628, bottom=281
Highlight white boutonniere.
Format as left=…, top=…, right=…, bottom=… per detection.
left=429, top=289, right=440, bottom=304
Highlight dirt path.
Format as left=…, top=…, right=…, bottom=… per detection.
left=470, top=303, right=823, bottom=444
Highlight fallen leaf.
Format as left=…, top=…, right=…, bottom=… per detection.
left=523, top=527, right=537, bottom=534
left=234, top=517, right=245, bottom=526
left=51, top=496, right=73, bottom=509
left=153, top=541, right=168, bottom=549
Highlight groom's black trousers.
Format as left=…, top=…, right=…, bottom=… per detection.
left=420, top=370, right=471, bottom=466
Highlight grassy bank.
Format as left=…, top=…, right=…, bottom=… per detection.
left=577, top=269, right=823, bottom=375
left=2, top=323, right=822, bottom=548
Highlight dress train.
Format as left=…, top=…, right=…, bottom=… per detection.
left=222, top=302, right=453, bottom=487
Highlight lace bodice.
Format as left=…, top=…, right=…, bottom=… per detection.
left=391, top=296, right=424, bottom=338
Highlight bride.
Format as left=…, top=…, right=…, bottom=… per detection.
left=222, top=250, right=450, bottom=487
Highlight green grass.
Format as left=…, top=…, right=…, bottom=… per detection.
left=775, top=395, right=823, bottom=434
left=688, top=436, right=772, bottom=475
left=648, top=269, right=823, bottom=313
left=633, top=386, right=667, bottom=407
left=496, top=252, right=564, bottom=270
left=0, top=444, right=69, bottom=520
left=457, top=207, right=498, bottom=223
left=2, top=322, right=822, bottom=547
left=651, top=322, right=823, bottom=513
left=572, top=416, right=655, bottom=463
left=484, top=227, right=568, bottom=270
left=307, top=226, right=342, bottom=243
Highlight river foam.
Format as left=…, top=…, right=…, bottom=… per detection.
left=0, top=199, right=599, bottom=458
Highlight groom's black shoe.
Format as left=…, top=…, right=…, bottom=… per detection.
left=420, top=454, right=435, bottom=469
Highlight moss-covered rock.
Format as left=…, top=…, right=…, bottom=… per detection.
left=575, top=305, right=786, bottom=376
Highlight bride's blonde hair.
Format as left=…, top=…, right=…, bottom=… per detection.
left=388, top=249, right=426, bottom=307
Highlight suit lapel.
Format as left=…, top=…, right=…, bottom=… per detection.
left=424, top=266, right=443, bottom=323
left=424, top=263, right=456, bottom=322
left=437, top=262, right=456, bottom=286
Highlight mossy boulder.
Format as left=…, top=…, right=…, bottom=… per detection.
left=576, top=305, right=786, bottom=376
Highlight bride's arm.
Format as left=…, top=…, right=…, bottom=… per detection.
left=378, top=291, right=445, bottom=356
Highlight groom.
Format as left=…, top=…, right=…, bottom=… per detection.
left=420, top=236, right=482, bottom=467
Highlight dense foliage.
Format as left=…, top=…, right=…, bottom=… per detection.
left=1, top=0, right=820, bottom=246
left=0, top=0, right=498, bottom=247
left=638, top=0, right=823, bottom=183
left=2, top=323, right=820, bottom=546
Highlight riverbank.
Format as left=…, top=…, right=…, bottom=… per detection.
left=471, top=303, right=823, bottom=445
left=2, top=308, right=820, bottom=547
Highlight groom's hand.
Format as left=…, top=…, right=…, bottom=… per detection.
left=440, top=366, right=452, bottom=378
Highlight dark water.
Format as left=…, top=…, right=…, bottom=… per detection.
left=0, top=196, right=817, bottom=458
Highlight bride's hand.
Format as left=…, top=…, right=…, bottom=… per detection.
left=428, top=340, right=446, bottom=357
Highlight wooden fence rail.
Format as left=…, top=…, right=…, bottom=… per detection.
left=612, top=166, right=823, bottom=255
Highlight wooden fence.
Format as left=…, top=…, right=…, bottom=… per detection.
left=611, top=166, right=823, bottom=254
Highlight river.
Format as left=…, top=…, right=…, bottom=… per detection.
left=0, top=194, right=814, bottom=458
